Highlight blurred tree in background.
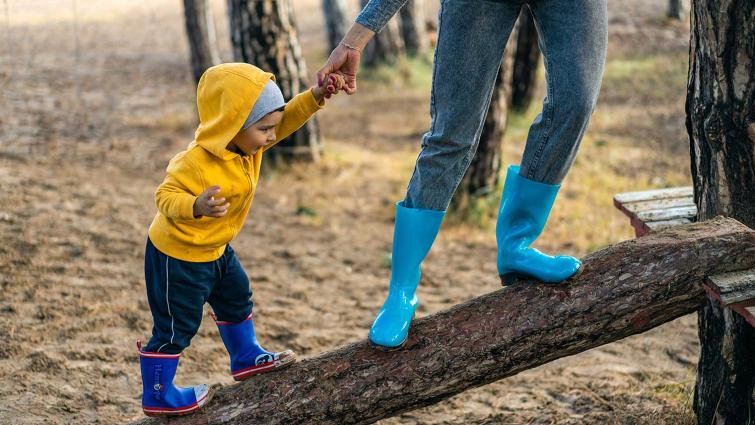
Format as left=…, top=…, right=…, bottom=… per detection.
left=668, top=0, right=684, bottom=20
left=227, top=0, right=323, bottom=162
left=511, top=6, right=540, bottom=113
left=322, top=0, right=348, bottom=52
left=398, top=0, right=429, bottom=56
left=182, top=0, right=220, bottom=84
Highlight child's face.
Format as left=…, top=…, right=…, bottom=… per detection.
left=230, top=110, right=284, bottom=155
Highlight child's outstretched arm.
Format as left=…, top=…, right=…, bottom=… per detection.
left=264, top=74, right=346, bottom=151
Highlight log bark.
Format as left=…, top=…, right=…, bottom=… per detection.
left=398, top=0, right=428, bottom=56
left=227, top=0, right=322, bottom=162
left=183, top=0, right=221, bottom=84
left=687, top=0, right=755, bottom=421
left=133, top=217, right=755, bottom=425
left=322, top=0, right=349, bottom=52
left=511, top=6, right=540, bottom=112
left=360, top=0, right=404, bottom=66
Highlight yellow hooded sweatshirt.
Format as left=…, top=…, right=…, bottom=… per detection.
left=148, top=63, right=324, bottom=262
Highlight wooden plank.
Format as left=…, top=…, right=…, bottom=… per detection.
left=704, top=293, right=755, bottom=328
left=744, top=306, right=755, bottom=327
left=703, top=269, right=755, bottom=327
left=621, top=197, right=696, bottom=214
left=645, top=218, right=693, bottom=232
left=705, top=269, right=755, bottom=305
left=631, top=216, right=649, bottom=237
left=636, top=205, right=698, bottom=222
left=613, top=187, right=696, bottom=237
left=614, top=186, right=693, bottom=204
left=728, top=304, right=755, bottom=328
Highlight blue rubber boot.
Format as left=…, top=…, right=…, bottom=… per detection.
left=215, top=313, right=296, bottom=381
left=496, top=165, right=581, bottom=285
left=369, top=201, right=445, bottom=349
left=138, top=342, right=212, bottom=417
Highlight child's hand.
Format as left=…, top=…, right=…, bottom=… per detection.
left=312, top=73, right=346, bottom=102
left=324, top=73, right=345, bottom=99
left=193, top=185, right=230, bottom=218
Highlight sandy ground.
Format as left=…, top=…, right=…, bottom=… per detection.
left=0, top=0, right=697, bottom=423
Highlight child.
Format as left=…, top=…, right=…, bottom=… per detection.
left=137, top=63, right=344, bottom=417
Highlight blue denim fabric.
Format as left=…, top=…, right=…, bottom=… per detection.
left=143, top=238, right=253, bottom=354
left=356, top=0, right=408, bottom=32
left=359, top=0, right=607, bottom=211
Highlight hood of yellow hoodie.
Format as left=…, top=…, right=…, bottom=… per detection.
left=193, top=63, right=274, bottom=161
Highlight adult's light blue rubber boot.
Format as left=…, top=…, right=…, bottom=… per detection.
left=496, top=165, right=581, bottom=285
left=214, top=313, right=296, bottom=381
left=138, top=342, right=212, bottom=417
left=369, top=201, right=445, bottom=349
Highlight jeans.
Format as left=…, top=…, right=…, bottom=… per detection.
left=403, top=0, right=607, bottom=211
left=143, top=238, right=253, bottom=354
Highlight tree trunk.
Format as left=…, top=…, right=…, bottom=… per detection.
left=668, top=0, right=684, bottom=20
left=322, top=0, right=349, bottom=52
left=132, top=217, right=755, bottom=425
left=687, top=0, right=755, bottom=422
left=398, top=0, right=428, bottom=56
left=183, top=0, right=221, bottom=84
left=453, top=29, right=516, bottom=210
left=228, top=0, right=322, bottom=162
left=360, top=0, right=404, bottom=66
left=511, top=6, right=540, bottom=112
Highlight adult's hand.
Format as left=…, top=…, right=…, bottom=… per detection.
left=317, top=44, right=361, bottom=95
left=316, top=22, right=375, bottom=95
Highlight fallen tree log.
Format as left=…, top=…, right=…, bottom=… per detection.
left=134, top=216, right=755, bottom=425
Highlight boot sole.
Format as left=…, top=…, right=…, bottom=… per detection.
left=143, top=385, right=215, bottom=417
left=233, top=352, right=297, bottom=381
left=369, top=338, right=407, bottom=352
left=368, top=313, right=415, bottom=351
left=500, top=265, right=584, bottom=287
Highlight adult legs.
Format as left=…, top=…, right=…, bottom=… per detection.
left=495, top=0, right=607, bottom=284
left=403, top=0, right=524, bottom=211
left=370, top=0, right=524, bottom=348
left=520, top=0, right=607, bottom=183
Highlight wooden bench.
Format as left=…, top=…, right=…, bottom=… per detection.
left=613, top=186, right=755, bottom=326
left=613, top=186, right=697, bottom=237
left=704, top=269, right=755, bottom=327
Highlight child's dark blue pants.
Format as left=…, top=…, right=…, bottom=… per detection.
left=143, top=238, right=253, bottom=354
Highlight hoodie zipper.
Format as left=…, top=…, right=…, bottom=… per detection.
left=238, top=156, right=254, bottom=230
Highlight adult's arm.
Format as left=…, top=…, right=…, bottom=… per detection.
left=356, top=0, right=409, bottom=33
left=316, top=0, right=408, bottom=94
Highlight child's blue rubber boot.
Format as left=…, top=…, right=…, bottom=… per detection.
left=138, top=342, right=212, bottom=417
left=214, top=313, right=296, bottom=381
left=369, top=201, right=445, bottom=349
left=496, top=165, right=581, bottom=285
